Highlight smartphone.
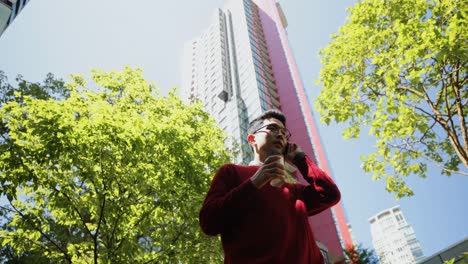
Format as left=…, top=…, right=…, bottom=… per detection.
left=283, top=142, right=291, bottom=155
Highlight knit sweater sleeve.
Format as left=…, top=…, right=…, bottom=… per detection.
left=199, top=164, right=258, bottom=236
left=291, top=155, right=341, bottom=216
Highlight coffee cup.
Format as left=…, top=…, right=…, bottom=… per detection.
left=270, top=155, right=286, bottom=187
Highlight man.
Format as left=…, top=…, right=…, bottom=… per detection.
left=199, top=109, right=341, bottom=263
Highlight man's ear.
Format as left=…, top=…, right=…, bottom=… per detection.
left=247, top=134, right=256, bottom=146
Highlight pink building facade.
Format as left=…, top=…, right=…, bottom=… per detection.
left=252, top=0, right=353, bottom=261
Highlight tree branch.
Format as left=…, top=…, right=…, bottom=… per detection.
left=108, top=208, right=125, bottom=256
left=441, top=62, right=468, bottom=167
left=451, top=60, right=468, bottom=166
left=387, top=139, right=468, bottom=176
left=397, top=84, right=425, bottom=98
left=94, top=143, right=108, bottom=264
left=54, top=186, right=93, bottom=238
left=94, top=194, right=106, bottom=264
left=7, top=201, right=73, bottom=263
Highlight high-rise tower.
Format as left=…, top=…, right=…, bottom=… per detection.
left=369, top=206, right=424, bottom=264
left=181, top=0, right=353, bottom=262
left=0, top=0, right=30, bottom=37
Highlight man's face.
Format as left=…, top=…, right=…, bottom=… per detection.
left=250, top=118, right=290, bottom=156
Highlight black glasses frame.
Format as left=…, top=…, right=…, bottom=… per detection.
left=253, top=123, right=291, bottom=139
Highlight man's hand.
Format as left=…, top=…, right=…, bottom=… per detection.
left=284, top=143, right=304, bottom=162
left=250, top=155, right=285, bottom=189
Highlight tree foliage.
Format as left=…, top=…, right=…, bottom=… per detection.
left=0, top=67, right=229, bottom=263
left=344, top=244, right=380, bottom=264
left=0, top=71, right=69, bottom=105
left=317, top=0, right=467, bottom=198
left=443, top=252, right=468, bottom=264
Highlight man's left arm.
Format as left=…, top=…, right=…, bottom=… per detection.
left=285, top=144, right=341, bottom=216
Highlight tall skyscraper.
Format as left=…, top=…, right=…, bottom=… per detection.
left=181, top=0, right=353, bottom=262
left=0, top=0, right=30, bottom=37
left=369, top=205, right=424, bottom=264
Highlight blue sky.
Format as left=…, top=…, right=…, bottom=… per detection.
left=1, top=0, right=467, bottom=258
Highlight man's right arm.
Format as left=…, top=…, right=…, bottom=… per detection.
left=199, top=164, right=258, bottom=236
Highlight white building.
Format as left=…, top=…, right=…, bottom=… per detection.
left=0, top=0, right=31, bottom=37
left=181, top=0, right=282, bottom=164
left=369, top=206, right=424, bottom=264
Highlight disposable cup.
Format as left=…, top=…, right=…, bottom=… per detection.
left=270, top=155, right=286, bottom=187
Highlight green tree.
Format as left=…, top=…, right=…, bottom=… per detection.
left=0, top=71, right=70, bottom=262
left=0, top=71, right=69, bottom=105
left=444, top=252, right=468, bottom=264
left=344, top=244, right=380, bottom=264
left=0, top=67, right=229, bottom=263
left=317, top=0, right=467, bottom=198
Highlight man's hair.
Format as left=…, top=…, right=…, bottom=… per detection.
left=247, top=109, right=286, bottom=135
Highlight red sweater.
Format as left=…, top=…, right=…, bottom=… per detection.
left=199, top=155, right=341, bottom=264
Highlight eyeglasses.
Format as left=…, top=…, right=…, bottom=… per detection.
left=253, top=123, right=291, bottom=139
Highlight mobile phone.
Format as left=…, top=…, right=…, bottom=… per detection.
left=283, top=143, right=290, bottom=155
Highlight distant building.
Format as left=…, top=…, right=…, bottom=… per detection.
left=417, top=238, right=468, bottom=264
left=0, top=0, right=30, bottom=37
left=369, top=205, right=424, bottom=264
